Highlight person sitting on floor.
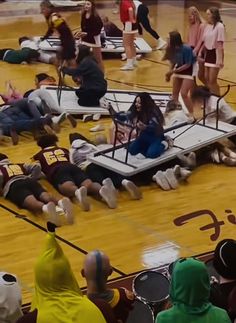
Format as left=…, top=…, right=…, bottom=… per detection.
left=62, top=45, right=107, bottom=107
left=210, top=239, right=236, bottom=322
left=17, top=222, right=116, bottom=323
left=0, top=271, right=23, bottom=323
left=156, top=257, right=231, bottom=323
left=82, top=250, right=135, bottom=322
left=101, top=15, right=123, bottom=37
left=0, top=153, right=73, bottom=224
left=33, top=134, right=117, bottom=211
left=69, top=133, right=142, bottom=200
left=0, top=47, right=39, bottom=64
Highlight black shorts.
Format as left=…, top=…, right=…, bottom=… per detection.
left=6, top=178, right=46, bottom=208
left=205, top=49, right=217, bottom=67
left=51, top=164, right=89, bottom=190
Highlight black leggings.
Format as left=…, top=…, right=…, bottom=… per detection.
left=75, top=88, right=106, bottom=107
left=137, top=5, right=160, bottom=40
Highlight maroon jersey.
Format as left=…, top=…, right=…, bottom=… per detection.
left=33, top=146, right=70, bottom=181
left=0, top=163, right=26, bottom=187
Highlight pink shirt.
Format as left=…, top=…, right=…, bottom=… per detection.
left=188, top=22, right=205, bottom=55
left=203, top=22, right=225, bottom=50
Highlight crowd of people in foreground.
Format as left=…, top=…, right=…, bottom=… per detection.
left=1, top=227, right=236, bottom=323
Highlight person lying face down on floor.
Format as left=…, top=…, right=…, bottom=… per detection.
left=81, top=250, right=135, bottom=322
left=62, top=45, right=107, bottom=107
left=209, top=239, right=236, bottom=322
left=0, top=98, right=68, bottom=145
left=0, top=271, right=23, bottom=323
left=17, top=222, right=116, bottom=323
left=33, top=134, right=117, bottom=212
left=0, top=153, right=72, bottom=224
left=0, top=47, right=39, bottom=64
left=156, top=257, right=231, bottom=323
left=69, top=132, right=142, bottom=200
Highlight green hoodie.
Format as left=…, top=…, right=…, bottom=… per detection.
left=156, top=258, right=231, bottom=323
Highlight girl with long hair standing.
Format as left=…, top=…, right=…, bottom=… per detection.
left=187, top=6, right=206, bottom=84
left=202, top=7, right=225, bottom=95
left=80, top=0, right=104, bottom=72
left=163, top=31, right=196, bottom=115
left=120, top=0, right=138, bottom=70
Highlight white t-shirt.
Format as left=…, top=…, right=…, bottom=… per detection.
left=203, top=22, right=225, bottom=50
left=206, top=95, right=236, bottom=123
left=20, top=39, right=39, bottom=50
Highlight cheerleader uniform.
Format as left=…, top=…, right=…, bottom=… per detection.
left=120, top=0, right=138, bottom=33
left=81, top=14, right=103, bottom=47
left=44, top=13, right=75, bottom=60
left=203, top=22, right=225, bottom=67
left=173, top=44, right=196, bottom=80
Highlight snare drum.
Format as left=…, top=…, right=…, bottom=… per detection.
left=126, top=300, right=154, bottom=323
left=133, top=271, right=170, bottom=315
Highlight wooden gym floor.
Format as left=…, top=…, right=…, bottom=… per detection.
left=1, top=0, right=236, bottom=304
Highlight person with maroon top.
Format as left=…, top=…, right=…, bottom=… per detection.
left=40, top=0, right=76, bottom=68
left=120, top=0, right=138, bottom=70
left=82, top=250, right=135, bottom=322
left=78, top=0, right=104, bottom=71
left=210, top=239, right=236, bottom=322
left=33, top=134, right=117, bottom=211
left=0, top=153, right=72, bottom=224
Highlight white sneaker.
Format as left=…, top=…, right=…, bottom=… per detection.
left=135, top=153, right=146, bottom=159
left=58, top=197, right=74, bottom=224
left=51, top=112, right=67, bottom=125
left=155, top=38, right=167, bottom=50
left=93, top=113, right=101, bottom=121
left=89, top=124, right=105, bottom=132
left=153, top=171, right=170, bottom=190
left=99, top=185, right=117, bottom=209
left=122, top=179, right=142, bottom=200
left=120, top=64, right=134, bottom=71
left=164, top=169, right=179, bottom=189
left=43, top=202, right=60, bottom=226
left=179, top=167, right=192, bottom=181
left=75, top=186, right=90, bottom=211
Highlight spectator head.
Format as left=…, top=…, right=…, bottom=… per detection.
left=213, top=239, right=236, bottom=280
left=82, top=0, right=97, bottom=17
left=0, top=153, right=9, bottom=164
left=35, top=73, right=56, bottom=87
left=69, top=133, right=94, bottom=145
left=37, top=134, right=58, bottom=149
left=0, top=272, right=23, bottom=322
left=18, top=36, right=30, bottom=45
left=40, top=0, right=54, bottom=18
left=165, top=100, right=183, bottom=114
left=170, top=258, right=211, bottom=313
left=191, top=86, right=211, bottom=104
left=81, top=251, right=112, bottom=292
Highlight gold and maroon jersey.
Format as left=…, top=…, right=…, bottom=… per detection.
left=0, top=163, right=26, bottom=187
left=33, top=146, right=70, bottom=180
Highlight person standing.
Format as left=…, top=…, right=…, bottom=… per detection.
left=79, top=0, right=104, bottom=72
left=201, top=7, right=225, bottom=95
left=133, top=0, right=166, bottom=50
left=120, top=0, right=138, bottom=70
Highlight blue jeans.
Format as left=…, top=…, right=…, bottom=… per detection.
left=129, top=132, right=165, bottom=158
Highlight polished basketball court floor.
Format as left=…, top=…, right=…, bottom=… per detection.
left=1, top=0, right=236, bottom=304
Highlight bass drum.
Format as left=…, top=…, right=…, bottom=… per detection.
left=126, top=300, right=154, bottom=323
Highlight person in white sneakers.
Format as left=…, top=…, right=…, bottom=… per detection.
left=33, top=134, right=117, bottom=211
left=69, top=133, right=142, bottom=200
left=0, top=153, right=72, bottom=225
left=133, top=0, right=167, bottom=50
left=120, top=0, right=138, bottom=70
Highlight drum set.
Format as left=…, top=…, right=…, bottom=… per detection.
left=127, top=258, right=219, bottom=322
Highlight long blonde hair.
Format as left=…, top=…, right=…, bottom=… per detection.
left=188, top=6, right=204, bottom=25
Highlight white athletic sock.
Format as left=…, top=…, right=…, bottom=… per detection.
left=75, top=187, right=90, bottom=211
left=121, top=179, right=142, bottom=200
left=99, top=186, right=117, bottom=209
